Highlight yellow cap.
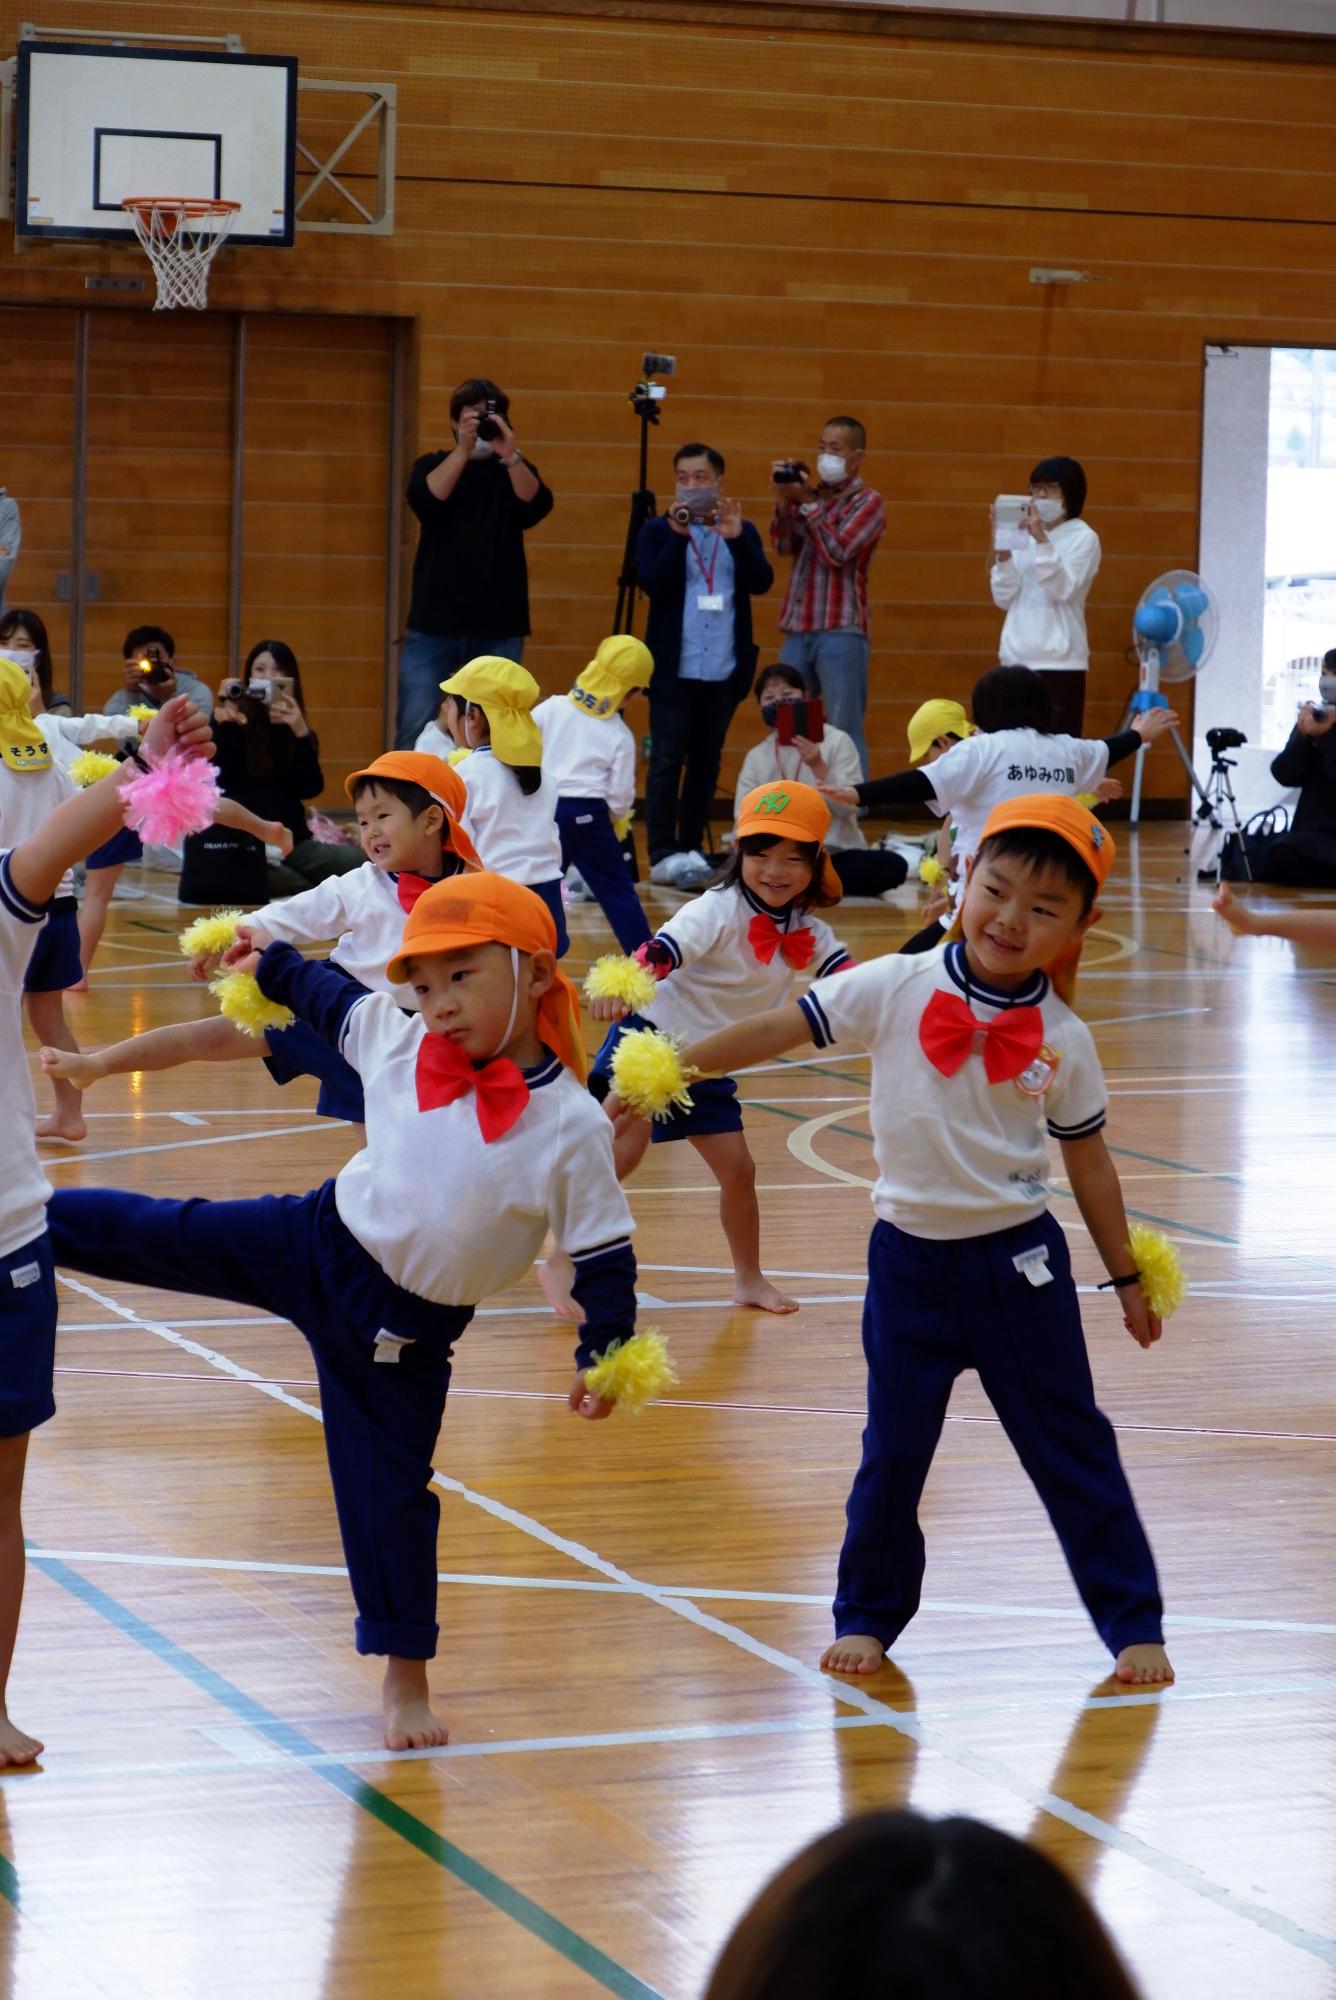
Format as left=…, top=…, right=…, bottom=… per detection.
left=569, top=635, right=653, bottom=720
left=0, top=658, right=51, bottom=773
left=440, top=657, right=543, bottom=767
left=907, top=698, right=974, bottom=766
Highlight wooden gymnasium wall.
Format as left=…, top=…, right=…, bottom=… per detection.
left=5, top=3, right=1336, bottom=809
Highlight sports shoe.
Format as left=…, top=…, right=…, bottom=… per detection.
left=675, top=850, right=714, bottom=887
left=564, top=866, right=594, bottom=904
left=649, top=853, right=689, bottom=886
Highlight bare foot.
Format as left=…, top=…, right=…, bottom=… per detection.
left=0, top=1713, right=44, bottom=1767
left=39, top=1046, right=103, bottom=1092
left=537, top=1250, right=581, bottom=1322
left=821, top=1634, right=886, bottom=1676
left=732, top=1276, right=800, bottom=1315
left=36, top=1112, right=87, bottom=1143
left=382, top=1657, right=449, bottom=1752
left=1114, top=1642, right=1175, bottom=1687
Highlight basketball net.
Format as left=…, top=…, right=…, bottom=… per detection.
left=121, top=198, right=241, bottom=311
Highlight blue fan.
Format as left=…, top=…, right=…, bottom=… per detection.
left=1132, top=570, right=1219, bottom=685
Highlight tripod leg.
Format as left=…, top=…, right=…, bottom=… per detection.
left=1169, top=726, right=1213, bottom=809
left=1129, top=744, right=1147, bottom=827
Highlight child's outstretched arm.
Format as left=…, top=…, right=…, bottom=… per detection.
left=1214, top=882, right=1336, bottom=947
left=683, top=1000, right=813, bottom=1080
left=1060, top=1131, right=1161, bottom=1350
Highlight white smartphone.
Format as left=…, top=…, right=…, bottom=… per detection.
left=993, top=493, right=1030, bottom=552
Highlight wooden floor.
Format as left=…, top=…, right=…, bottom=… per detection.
left=11, top=827, right=1336, bottom=2000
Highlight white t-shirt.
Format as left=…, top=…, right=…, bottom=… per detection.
left=0, top=852, right=55, bottom=1257
left=458, top=745, right=563, bottom=885
left=801, top=940, right=1106, bottom=1241
left=734, top=725, right=866, bottom=852
left=0, top=751, right=78, bottom=900
left=990, top=516, right=1101, bottom=673
left=534, top=696, right=636, bottom=822
left=253, top=863, right=437, bottom=996
left=334, top=995, right=633, bottom=1305
left=644, top=881, right=851, bottom=1046
left=927, top=727, right=1110, bottom=911
left=36, top=710, right=140, bottom=772
left=413, top=719, right=460, bottom=763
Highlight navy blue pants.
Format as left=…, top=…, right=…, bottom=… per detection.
left=47, top=1180, right=472, bottom=1660
left=555, top=797, right=650, bottom=954
left=836, top=1211, right=1163, bottom=1659
left=528, top=876, right=570, bottom=958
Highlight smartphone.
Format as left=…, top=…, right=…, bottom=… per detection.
left=776, top=696, right=825, bottom=744
left=993, top=493, right=1030, bottom=552
left=269, top=674, right=293, bottom=704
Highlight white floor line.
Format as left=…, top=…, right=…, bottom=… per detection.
left=40, top=1123, right=331, bottom=1168
left=49, top=1272, right=1336, bottom=1974
left=1083, top=1006, right=1213, bottom=1028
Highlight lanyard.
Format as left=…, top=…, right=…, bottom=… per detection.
left=688, top=527, right=720, bottom=596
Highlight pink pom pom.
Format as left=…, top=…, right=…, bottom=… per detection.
left=120, top=752, right=221, bottom=845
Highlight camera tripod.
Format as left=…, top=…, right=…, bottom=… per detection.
left=612, top=356, right=675, bottom=634
left=1189, top=743, right=1252, bottom=883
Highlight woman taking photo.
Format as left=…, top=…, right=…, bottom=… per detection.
left=990, top=454, right=1100, bottom=735
left=178, top=639, right=360, bottom=905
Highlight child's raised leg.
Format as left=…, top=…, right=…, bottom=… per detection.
left=0, top=1433, right=42, bottom=1766
left=690, top=1130, right=798, bottom=1314
left=25, top=988, right=85, bottom=1141
left=42, top=1011, right=264, bottom=1093
left=74, top=862, right=120, bottom=982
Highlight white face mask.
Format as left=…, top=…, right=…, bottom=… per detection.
left=674, top=485, right=718, bottom=516
left=1320, top=674, right=1336, bottom=703
left=816, top=453, right=850, bottom=485
left=1032, top=496, right=1065, bottom=525
left=0, top=648, right=35, bottom=670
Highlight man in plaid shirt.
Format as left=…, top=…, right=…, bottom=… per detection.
left=772, top=416, right=885, bottom=775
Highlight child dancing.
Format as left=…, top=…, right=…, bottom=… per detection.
left=47, top=873, right=640, bottom=1751
left=677, top=795, right=1173, bottom=1686
left=589, top=781, right=852, bottom=1314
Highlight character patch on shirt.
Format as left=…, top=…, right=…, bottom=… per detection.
left=1014, top=1043, right=1061, bottom=1099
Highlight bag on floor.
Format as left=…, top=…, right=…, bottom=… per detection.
left=1218, top=805, right=1291, bottom=883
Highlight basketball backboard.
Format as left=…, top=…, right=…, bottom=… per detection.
left=17, top=41, right=296, bottom=246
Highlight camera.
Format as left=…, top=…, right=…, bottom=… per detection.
left=667, top=499, right=718, bottom=528
left=476, top=398, right=502, bottom=443
left=137, top=655, right=172, bottom=685
left=772, top=460, right=809, bottom=487
left=1312, top=704, right=1330, bottom=723
left=1205, top=726, right=1247, bottom=754
left=642, top=353, right=676, bottom=379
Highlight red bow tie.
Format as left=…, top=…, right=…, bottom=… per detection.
left=415, top=1034, right=530, bottom=1141
left=396, top=872, right=436, bottom=915
left=748, top=912, right=816, bottom=970
left=918, top=988, right=1044, bottom=1085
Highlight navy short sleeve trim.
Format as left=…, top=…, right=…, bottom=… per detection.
left=799, top=990, right=834, bottom=1049
left=0, top=853, right=47, bottom=926
left=1047, top=1110, right=1106, bottom=1140
left=813, top=948, right=853, bottom=979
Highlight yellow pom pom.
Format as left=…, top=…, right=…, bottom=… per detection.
left=584, top=1329, right=676, bottom=1415
left=611, top=810, right=634, bottom=841
left=610, top=1027, right=695, bottom=1121
left=584, top=953, right=658, bottom=1015
left=178, top=910, right=244, bottom=959
left=918, top=853, right=945, bottom=887
left=446, top=745, right=471, bottom=767
left=69, top=750, right=121, bottom=788
left=1127, top=1224, right=1187, bottom=1319
left=127, top=704, right=156, bottom=726
left=1075, top=792, right=1100, bottom=811
left=208, top=970, right=294, bottom=1039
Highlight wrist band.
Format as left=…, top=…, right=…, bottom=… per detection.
left=117, top=745, right=150, bottom=773
left=1098, top=1270, right=1141, bottom=1291
left=501, top=451, right=521, bottom=467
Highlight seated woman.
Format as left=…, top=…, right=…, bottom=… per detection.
left=179, top=639, right=361, bottom=905
left=1261, top=663, right=1336, bottom=885
left=733, top=664, right=907, bottom=899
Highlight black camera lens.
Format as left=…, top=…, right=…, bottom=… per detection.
left=476, top=414, right=501, bottom=442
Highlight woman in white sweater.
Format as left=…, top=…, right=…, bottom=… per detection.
left=990, top=455, right=1100, bottom=735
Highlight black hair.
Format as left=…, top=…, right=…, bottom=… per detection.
left=718, top=832, right=838, bottom=912
left=754, top=663, right=806, bottom=703
left=450, top=377, right=508, bottom=425
left=243, top=637, right=306, bottom=715
left=1029, top=454, right=1087, bottom=520
left=971, top=664, right=1052, bottom=735
left=123, top=624, right=176, bottom=660
left=974, top=826, right=1098, bottom=915
left=350, top=775, right=464, bottom=871
left=703, top=1809, right=1142, bottom=2000
left=674, top=441, right=726, bottom=476
left=826, top=414, right=866, bottom=450
left=0, top=606, right=54, bottom=706
left=1323, top=647, right=1336, bottom=674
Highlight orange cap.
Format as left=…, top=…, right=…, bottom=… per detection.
left=734, top=779, right=841, bottom=904
left=385, top=872, right=587, bottom=1080
left=344, top=751, right=481, bottom=870
left=977, top=792, right=1115, bottom=895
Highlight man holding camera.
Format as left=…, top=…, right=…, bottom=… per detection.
left=395, top=376, right=554, bottom=748
left=636, top=442, right=774, bottom=888
left=771, top=415, right=885, bottom=775
left=104, top=625, right=214, bottom=719
left=1261, top=654, right=1336, bottom=885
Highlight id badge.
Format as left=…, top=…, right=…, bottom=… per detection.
left=696, top=593, right=725, bottom=613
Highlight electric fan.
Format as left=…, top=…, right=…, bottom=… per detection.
left=1127, top=570, right=1220, bottom=824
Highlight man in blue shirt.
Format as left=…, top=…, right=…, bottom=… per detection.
left=636, top=444, right=774, bottom=887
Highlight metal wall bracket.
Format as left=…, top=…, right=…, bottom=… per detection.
left=295, top=79, right=396, bottom=235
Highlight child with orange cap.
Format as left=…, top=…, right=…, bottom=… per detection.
left=588, top=779, right=853, bottom=1314
left=47, top=871, right=640, bottom=1751
left=534, top=634, right=652, bottom=953
left=674, top=794, right=1174, bottom=1688
left=440, top=657, right=568, bottom=954
left=42, top=751, right=479, bottom=1126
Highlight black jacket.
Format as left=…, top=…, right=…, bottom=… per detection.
left=635, top=516, right=773, bottom=704
left=407, top=453, right=554, bottom=637
left=1272, top=724, right=1336, bottom=838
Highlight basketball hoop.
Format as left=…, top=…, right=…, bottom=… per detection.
left=121, top=197, right=241, bottom=312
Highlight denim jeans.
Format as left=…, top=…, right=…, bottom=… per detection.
left=778, top=630, right=870, bottom=775
left=394, top=631, right=524, bottom=749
